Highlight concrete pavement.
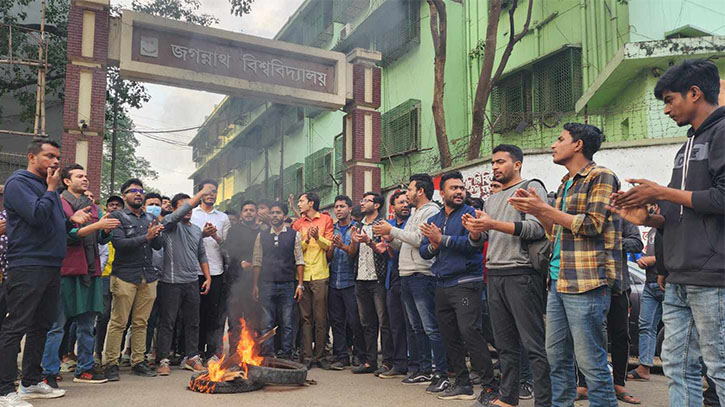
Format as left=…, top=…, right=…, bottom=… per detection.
left=31, top=365, right=671, bottom=407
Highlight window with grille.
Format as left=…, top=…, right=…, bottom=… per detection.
left=334, top=134, right=344, bottom=178
left=533, top=47, right=583, bottom=114
left=304, top=148, right=333, bottom=191
left=372, top=0, right=420, bottom=65
left=282, top=163, right=304, bottom=198
left=491, top=71, right=532, bottom=133
left=381, top=99, right=421, bottom=158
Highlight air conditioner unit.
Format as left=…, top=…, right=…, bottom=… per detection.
left=339, top=23, right=352, bottom=40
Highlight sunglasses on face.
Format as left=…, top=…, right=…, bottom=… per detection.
left=124, top=188, right=144, bottom=195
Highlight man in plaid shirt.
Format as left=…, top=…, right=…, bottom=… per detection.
left=509, top=123, right=621, bottom=407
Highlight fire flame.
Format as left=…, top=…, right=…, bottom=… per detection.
left=190, top=318, right=263, bottom=393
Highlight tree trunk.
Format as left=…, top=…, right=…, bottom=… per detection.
left=428, top=0, right=453, bottom=169
left=468, top=0, right=503, bottom=161
left=468, top=0, right=534, bottom=160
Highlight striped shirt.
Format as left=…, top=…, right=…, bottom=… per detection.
left=550, top=161, right=623, bottom=294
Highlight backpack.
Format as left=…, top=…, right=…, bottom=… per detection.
left=519, top=179, right=552, bottom=276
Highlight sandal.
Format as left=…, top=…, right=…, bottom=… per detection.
left=627, top=369, right=650, bottom=382
left=617, top=392, right=641, bottom=405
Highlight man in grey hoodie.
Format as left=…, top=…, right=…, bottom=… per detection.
left=155, top=184, right=215, bottom=375
left=465, top=145, right=551, bottom=407
left=373, top=174, right=448, bottom=392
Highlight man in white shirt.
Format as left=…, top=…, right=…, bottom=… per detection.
left=190, top=180, right=231, bottom=361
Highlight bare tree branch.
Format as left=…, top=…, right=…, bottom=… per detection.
left=491, top=0, right=534, bottom=85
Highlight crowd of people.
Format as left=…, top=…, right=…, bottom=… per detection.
left=0, top=60, right=722, bottom=407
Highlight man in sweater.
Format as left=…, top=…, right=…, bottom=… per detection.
left=509, top=123, right=622, bottom=407
left=251, top=202, right=305, bottom=360
left=373, top=174, right=448, bottom=391
left=156, top=185, right=215, bottom=375
left=0, top=140, right=92, bottom=406
left=420, top=171, right=496, bottom=401
left=465, top=144, right=551, bottom=407
left=610, top=59, right=725, bottom=406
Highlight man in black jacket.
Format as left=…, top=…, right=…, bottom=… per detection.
left=611, top=59, right=725, bottom=406
left=102, top=178, right=164, bottom=381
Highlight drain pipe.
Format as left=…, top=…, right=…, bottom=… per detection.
left=580, top=0, right=589, bottom=88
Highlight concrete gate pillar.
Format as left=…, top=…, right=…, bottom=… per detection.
left=342, top=49, right=382, bottom=203
left=61, top=0, right=110, bottom=198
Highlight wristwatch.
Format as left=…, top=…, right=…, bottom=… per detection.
left=297, top=284, right=305, bottom=291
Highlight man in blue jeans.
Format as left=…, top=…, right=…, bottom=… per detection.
left=611, top=59, right=725, bottom=407
left=374, top=174, right=448, bottom=391
left=328, top=195, right=365, bottom=370
left=252, top=202, right=305, bottom=360
left=42, top=165, right=120, bottom=386
left=628, top=218, right=663, bottom=382
left=510, top=123, right=621, bottom=407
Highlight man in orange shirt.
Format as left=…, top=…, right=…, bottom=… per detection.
left=292, top=192, right=334, bottom=368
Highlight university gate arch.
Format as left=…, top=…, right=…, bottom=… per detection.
left=61, top=0, right=382, bottom=201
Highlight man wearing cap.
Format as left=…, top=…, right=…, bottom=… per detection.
left=95, top=195, right=124, bottom=364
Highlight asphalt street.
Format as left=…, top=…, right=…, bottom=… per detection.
left=31, top=364, right=671, bottom=407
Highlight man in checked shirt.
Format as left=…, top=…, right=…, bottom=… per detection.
left=509, top=123, right=622, bottom=407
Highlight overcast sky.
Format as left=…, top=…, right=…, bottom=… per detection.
left=125, top=0, right=305, bottom=196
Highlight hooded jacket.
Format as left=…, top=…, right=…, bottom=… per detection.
left=659, top=106, right=725, bottom=287
left=389, top=200, right=439, bottom=277
left=4, top=170, right=68, bottom=268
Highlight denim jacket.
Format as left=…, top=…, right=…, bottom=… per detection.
left=330, top=221, right=357, bottom=289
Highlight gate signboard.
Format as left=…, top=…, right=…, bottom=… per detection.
left=111, top=10, right=347, bottom=109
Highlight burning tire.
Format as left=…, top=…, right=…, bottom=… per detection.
left=246, top=358, right=308, bottom=385
left=189, top=372, right=264, bottom=394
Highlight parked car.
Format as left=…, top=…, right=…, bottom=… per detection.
left=625, top=261, right=664, bottom=357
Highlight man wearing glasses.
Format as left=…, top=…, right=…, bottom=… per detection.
left=102, top=179, right=164, bottom=381
left=251, top=203, right=305, bottom=360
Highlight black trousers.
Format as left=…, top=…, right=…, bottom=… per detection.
left=328, top=286, right=364, bottom=362
left=435, top=281, right=494, bottom=386
left=488, top=274, right=552, bottom=406
left=386, top=279, right=408, bottom=372
left=157, top=281, right=200, bottom=359
left=355, top=280, right=392, bottom=368
left=0, top=267, right=60, bottom=395
left=198, top=274, right=224, bottom=358
left=578, top=290, right=630, bottom=388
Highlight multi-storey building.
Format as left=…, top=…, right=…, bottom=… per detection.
left=189, top=0, right=725, bottom=210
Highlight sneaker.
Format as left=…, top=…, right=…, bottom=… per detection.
left=351, top=355, right=361, bottom=367
left=402, top=372, right=433, bottom=385
left=351, top=364, right=377, bottom=374
left=380, top=367, right=407, bottom=379
left=436, top=383, right=475, bottom=400
left=426, top=375, right=451, bottom=394
left=131, top=361, right=157, bottom=377
left=519, top=381, right=534, bottom=400
left=374, top=365, right=391, bottom=377
left=183, top=356, right=205, bottom=372
left=157, top=359, right=170, bottom=376
left=474, top=382, right=500, bottom=405
left=104, top=365, right=120, bottom=382
left=329, top=359, right=349, bottom=371
left=74, top=369, right=108, bottom=384
left=42, top=375, right=59, bottom=389
left=470, top=371, right=482, bottom=385
left=205, top=355, right=220, bottom=367
left=120, top=354, right=131, bottom=367
left=317, top=359, right=332, bottom=370
left=0, top=392, right=33, bottom=407
left=18, top=382, right=66, bottom=399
